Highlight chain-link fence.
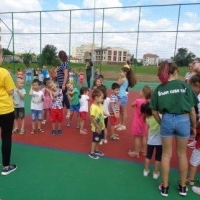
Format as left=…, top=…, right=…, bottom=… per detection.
left=0, top=3, right=200, bottom=64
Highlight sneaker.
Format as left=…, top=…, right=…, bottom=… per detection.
left=178, top=184, right=187, bottom=196
left=192, top=186, right=200, bottom=195
left=57, top=130, right=63, bottom=135
left=88, top=152, right=99, bottom=160
left=66, top=123, right=71, bottom=127
left=187, top=140, right=196, bottom=148
left=51, top=130, right=56, bottom=136
left=94, top=150, right=105, bottom=157
left=159, top=183, right=169, bottom=197
left=1, top=164, right=17, bottom=175
left=153, top=171, right=160, bottom=179
left=143, top=169, right=150, bottom=177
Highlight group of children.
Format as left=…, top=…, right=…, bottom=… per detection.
left=12, top=66, right=200, bottom=194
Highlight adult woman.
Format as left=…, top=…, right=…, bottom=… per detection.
left=150, top=61, right=198, bottom=197
left=57, top=50, right=70, bottom=118
left=85, top=61, right=93, bottom=88
left=0, top=55, right=17, bottom=175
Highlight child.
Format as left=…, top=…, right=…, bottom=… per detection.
left=186, top=129, right=200, bottom=186
left=69, top=69, right=74, bottom=86
left=89, top=89, right=105, bottom=159
left=92, top=78, right=101, bottom=90
left=108, top=83, right=120, bottom=141
left=38, top=69, right=44, bottom=86
left=29, top=79, right=44, bottom=134
left=13, top=78, right=26, bottom=134
left=79, top=87, right=90, bottom=135
left=78, top=68, right=85, bottom=87
left=116, top=67, right=137, bottom=131
left=128, top=85, right=152, bottom=158
left=66, top=83, right=80, bottom=128
left=100, top=85, right=110, bottom=144
left=47, top=80, right=64, bottom=135
left=94, top=67, right=99, bottom=79
left=73, top=69, right=78, bottom=88
left=42, top=79, right=52, bottom=124
left=140, top=102, right=162, bottom=179
left=17, top=68, right=24, bottom=79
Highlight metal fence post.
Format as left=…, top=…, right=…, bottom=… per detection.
left=174, top=5, right=181, bottom=60
left=135, top=6, right=141, bottom=70
left=40, top=11, right=42, bottom=56
left=11, top=12, right=15, bottom=72
left=69, top=10, right=72, bottom=61
left=100, top=8, right=105, bottom=74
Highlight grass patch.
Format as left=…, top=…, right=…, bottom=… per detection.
left=2, top=63, right=188, bottom=77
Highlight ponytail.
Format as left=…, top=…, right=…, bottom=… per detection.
left=121, top=67, right=137, bottom=88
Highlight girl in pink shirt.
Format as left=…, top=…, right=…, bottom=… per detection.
left=128, top=85, right=153, bottom=158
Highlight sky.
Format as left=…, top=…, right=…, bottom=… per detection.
left=0, top=0, right=200, bottom=58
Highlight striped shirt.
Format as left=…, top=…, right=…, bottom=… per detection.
left=57, top=62, right=70, bottom=87
left=108, top=94, right=120, bottom=114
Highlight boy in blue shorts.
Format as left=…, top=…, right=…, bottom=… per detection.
left=29, top=79, right=44, bottom=134
left=66, top=83, right=80, bottom=128
left=89, top=89, right=105, bottom=159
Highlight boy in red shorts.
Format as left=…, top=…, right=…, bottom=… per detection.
left=47, top=80, right=63, bottom=135
left=109, top=83, right=120, bottom=140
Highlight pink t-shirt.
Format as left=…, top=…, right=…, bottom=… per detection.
left=42, top=88, right=52, bottom=109
left=132, top=98, right=148, bottom=136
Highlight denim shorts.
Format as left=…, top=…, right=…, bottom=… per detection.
left=118, top=95, right=128, bottom=106
left=70, top=104, right=80, bottom=112
left=31, top=109, right=43, bottom=121
left=161, top=113, right=190, bottom=139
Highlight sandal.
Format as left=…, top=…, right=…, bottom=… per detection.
left=38, top=129, right=44, bottom=133
left=186, top=179, right=195, bottom=186
left=12, top=128, right=19, bottom=133
left=31, top=129, right=35, bottom=134
left=139, top=151, right=146, bottom=156
left=110, top=134, right=120, bottom=140
left=116, top=125, right=126, bottom=131
left=127, top=150, right=140, bottom=158
left=20, top=129, right=25, bottom=135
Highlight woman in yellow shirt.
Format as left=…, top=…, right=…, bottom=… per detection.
left=0, top=56, right=17, bottom=175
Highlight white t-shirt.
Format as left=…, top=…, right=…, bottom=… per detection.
left=103, top=97, right=110, bottom=118
left=31, top=90, right=44, bottom=110
left=79, top=94, right=89, bottom=112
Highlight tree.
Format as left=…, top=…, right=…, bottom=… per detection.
left=40, top=44, right=57, bottom=65
left=2, top=48, right=13, bottom=55
left=174, top=48, right=196, bottom=67
left=21, top=52, right=32, bottom=66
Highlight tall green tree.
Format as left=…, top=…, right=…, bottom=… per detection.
left=174, top=48, right=196, bottom=67
left=21, top=52, right=32, bottom=66
left=2, top=48, right=13, bottom=55
left=40, top=44, right=57, bottom=65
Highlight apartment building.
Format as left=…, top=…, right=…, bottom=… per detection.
left=74, top=43, right=95, bottom=63
left=143, top=53, right=159, bottom=66
left=94, top=47, right=129, bottom=64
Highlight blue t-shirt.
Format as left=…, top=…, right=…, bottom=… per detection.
left=42, top=69, right=48, bottom=79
